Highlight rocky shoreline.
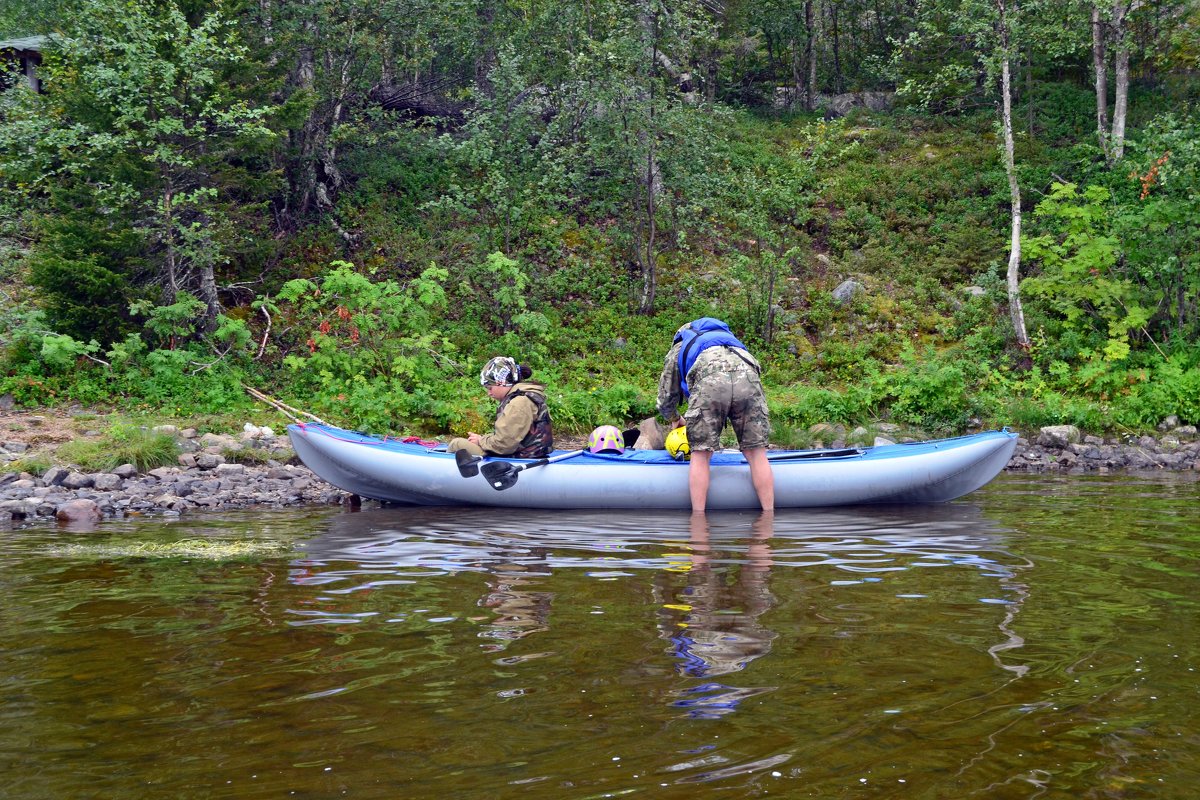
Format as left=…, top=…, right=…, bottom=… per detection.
left=1, top=420, right=1198, bottom=527
left=0, top=423, right=353, bottom=527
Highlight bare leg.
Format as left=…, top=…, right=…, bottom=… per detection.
left=689, top=449, right=713, bottom=513
left=742, top=447, right=775, bottom=512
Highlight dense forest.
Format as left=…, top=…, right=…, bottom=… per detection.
left=0, top=0, right=1197, bottom=441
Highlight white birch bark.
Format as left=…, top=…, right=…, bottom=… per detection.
left=1110, top=0, right=1130, bottom=160
left=998, top=0, right=1029, bottom=350
left=1092, top=5, right=1109, bottom=158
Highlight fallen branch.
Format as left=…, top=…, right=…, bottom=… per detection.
left=243, top=385, right=331, bottom=426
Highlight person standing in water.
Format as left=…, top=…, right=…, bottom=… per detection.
left=657, top=318, right=774, bottom=513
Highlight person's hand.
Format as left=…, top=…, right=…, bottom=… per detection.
left=467, top=432, right=482, bottom=445
left=671, top=417, right=685, bottom=429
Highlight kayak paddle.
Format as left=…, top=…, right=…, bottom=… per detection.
left=766, top=447, right=863, bottom=462
left=481, top=427, right=641, bottom=491
left=455, top=449, right=481, bottom=477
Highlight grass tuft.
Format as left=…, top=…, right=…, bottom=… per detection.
left=56, top=425, right=179, bottom=472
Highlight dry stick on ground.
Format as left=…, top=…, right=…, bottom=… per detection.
left=243, top=385, right=331, bottom=426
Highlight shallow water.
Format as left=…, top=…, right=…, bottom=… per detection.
left=1, top=472, right=1198, bottom=799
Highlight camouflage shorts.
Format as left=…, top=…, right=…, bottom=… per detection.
left=683, top=367, right=771, bottom=451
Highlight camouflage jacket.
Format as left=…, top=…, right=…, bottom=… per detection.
left=480, top=381, right=554, bottom=458
left=656, top=342, right=762, bottom=423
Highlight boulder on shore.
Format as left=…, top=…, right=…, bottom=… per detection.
left=56, top=499, right=102, bottom=526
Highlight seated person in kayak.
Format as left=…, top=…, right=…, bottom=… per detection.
left=448, top=356, right=554, bottom=458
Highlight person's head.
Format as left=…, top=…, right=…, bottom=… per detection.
left=479, top=356, right=532, bottom=400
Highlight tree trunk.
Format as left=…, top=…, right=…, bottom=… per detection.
left=806, top=0, right=817, bottom=111
left=1110, top=0, right=1130, bottom=160
left=198, top=262, right=220, bottom=335
left=998, top=0, right=1030, bottom=351
left=636, top=0, right=663, bottom=314
left=1092, top=4, right=1109, bottom=158
left=163, top=213, right=179, bottom=309
left=790, top=33, right=803, bottom=108
left=830, top=1, right=843, bottom=94
left=474, top=0, right=497, bottom=98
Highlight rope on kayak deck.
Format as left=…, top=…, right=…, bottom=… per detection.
left=243, top=385, right=331, bottom=426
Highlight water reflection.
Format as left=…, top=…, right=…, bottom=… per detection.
left=7, top=475, right=1200, bottom=798
left=477, top=556, right=553, bottom=650
left=660, top=513, right=779, bottom=718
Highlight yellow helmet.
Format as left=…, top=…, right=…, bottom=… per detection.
left=665, top=426, right=690, bottom=461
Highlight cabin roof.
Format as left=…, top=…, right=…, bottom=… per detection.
left=0, top=35, right=49, bottom=52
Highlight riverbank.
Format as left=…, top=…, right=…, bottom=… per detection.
left=1, top=411, right=1198, bottom=526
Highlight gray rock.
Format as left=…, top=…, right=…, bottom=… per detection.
left=873, top=436, right=896, bottom=446
left=178, top=453, right=197, bottom=468
left=832, top=279, right=865, bottom=304
left=1158, top=415, right=1180, bottom=431
left=0, top=393, right=13, bottom=412
left=1036, top=425, right=1081, bottom=448
left=196, top=453, right=225, bottom=470
left=200, top=433, right=241, bottom=450
left=113, top=464, right=138, bottom=478
left=1, top=498, right=38, bottom=517
left=215, top=463, right=246, bottom=475
left=61, top=472, right=96, bottom=490
left=42, top=466, right=70, bottom=486
left=92, top=473, right=123, bottom=491
left=148, top=466, right=180, bottom=480
left=2, top=441, right=28, bottom=453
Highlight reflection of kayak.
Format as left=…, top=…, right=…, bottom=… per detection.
left=288, top=423, right=1017, bottom=510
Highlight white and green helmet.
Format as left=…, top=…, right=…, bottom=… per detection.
left=479, top=356, right=519, bottom=387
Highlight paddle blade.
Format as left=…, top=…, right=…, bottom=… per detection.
left=455, top=449, right=481, bottom=477
left=481, top=461, right=520, bottom=490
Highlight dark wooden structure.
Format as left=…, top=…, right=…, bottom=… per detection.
left=0, top=35, right=47, bottom=92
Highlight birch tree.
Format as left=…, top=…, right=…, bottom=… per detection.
left=894, top=0, right=1033, bottom=351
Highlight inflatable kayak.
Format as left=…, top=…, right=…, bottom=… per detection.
left=287, top=423, right=1018, bottom=510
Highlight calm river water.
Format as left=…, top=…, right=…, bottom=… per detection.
left=1, top=472, right=1198, bottom=799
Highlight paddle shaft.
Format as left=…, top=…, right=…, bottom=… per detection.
left=481, top=427, right=641, bottom=490
left=766, top=447, right=863, bottom=462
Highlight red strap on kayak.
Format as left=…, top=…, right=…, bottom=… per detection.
left=401, top=436, right=442, bottom=447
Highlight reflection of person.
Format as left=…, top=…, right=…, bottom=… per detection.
left=657, top=318, right=774, bottom=513
left=665, top=514, right=777, bottom=679
left=478, top=561, right=553, bottom=652
left=448, top=356, right=554, bottom=458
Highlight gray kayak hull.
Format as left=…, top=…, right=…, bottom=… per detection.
left=288, top=424, right=1018, bottom=509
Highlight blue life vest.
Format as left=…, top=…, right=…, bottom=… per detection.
left=673, top=317, right=755, bottom=397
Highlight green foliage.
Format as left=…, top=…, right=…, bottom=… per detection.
left=873, top=346, right=973, bottom=431
left=56, top=425, right=179, bottom=472
left=1, top=0, right=1197, bottom=439
left=1023, top=182, right=1143, bottom=361
left=269, top=260, right=461, bottom=431
left=0, top=0, right=275, bottom=342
